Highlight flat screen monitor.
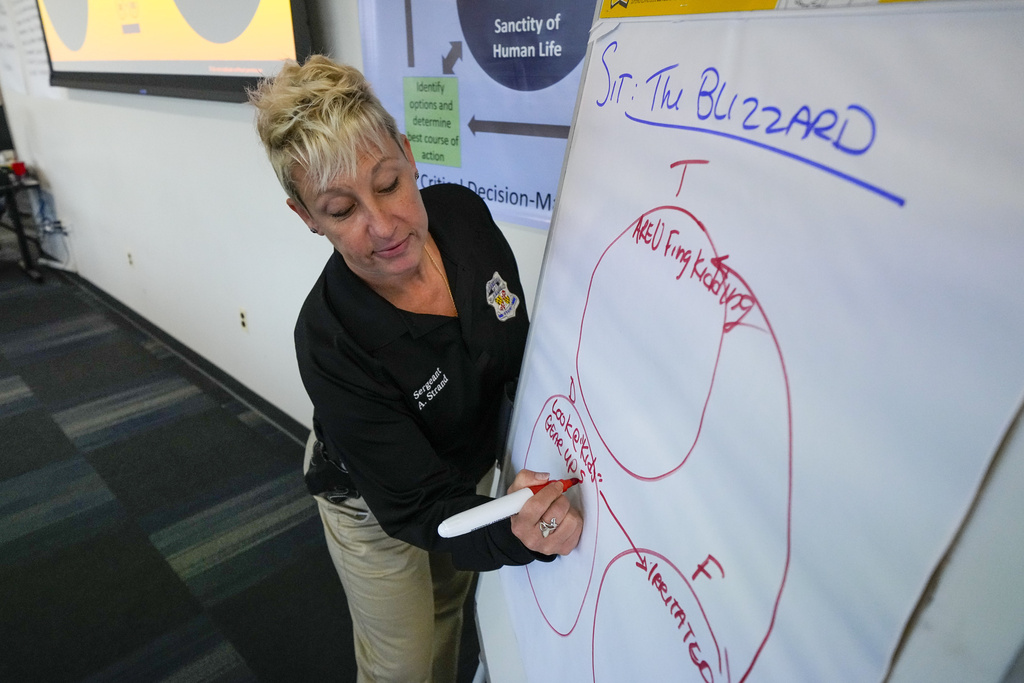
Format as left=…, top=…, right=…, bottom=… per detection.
left=35, top=0, right=311, bottom=102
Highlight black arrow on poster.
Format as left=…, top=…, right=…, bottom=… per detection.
left=468, top=116, right=570, bottom=139
left=442, top=41, right=462, bottom=74
left=404, top=0, right=414, bottom=67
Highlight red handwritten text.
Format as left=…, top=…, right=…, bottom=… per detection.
left=643, top=559, right=715, bottom=682
left=693, top=554, right=725, bottom=582
left=629, top=211, right=756, bottom=333
left=545, top=398, right=597, bottom=483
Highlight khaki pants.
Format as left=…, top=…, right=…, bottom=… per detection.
left=305, top=433, right=477, bottom=683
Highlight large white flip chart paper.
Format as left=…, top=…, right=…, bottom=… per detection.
left=498, top=2, right=1024, bottom=681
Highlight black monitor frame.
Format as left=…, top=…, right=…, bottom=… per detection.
left=0, top=105, right=13, bottom=152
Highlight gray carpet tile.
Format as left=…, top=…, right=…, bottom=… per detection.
left=80, top=616, right=256, bottom=683
left=0, top=237, right=479, bottom=681
left=0, top=373, right=37, bottom=417
left=51, top=373, right=217, bottom=453
left=0, top=407, right=77, bottom=480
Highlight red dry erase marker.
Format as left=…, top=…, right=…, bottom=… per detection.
left=437, top=477, right=581, bottom=538
left=527, top=477, right=581, bottom=494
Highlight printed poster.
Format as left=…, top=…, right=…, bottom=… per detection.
left=359, top=0, right=595, bottom=230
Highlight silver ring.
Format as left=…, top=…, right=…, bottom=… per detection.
left=539, top=517, right=559, bottom=538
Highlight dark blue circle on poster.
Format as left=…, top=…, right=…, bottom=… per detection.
left=456, top=0, right=592, bottom=91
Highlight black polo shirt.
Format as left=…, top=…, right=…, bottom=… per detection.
left=295, top=183, right=539, bottom=571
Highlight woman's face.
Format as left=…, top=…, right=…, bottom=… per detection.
left=288, top=135, right=428, bottom=290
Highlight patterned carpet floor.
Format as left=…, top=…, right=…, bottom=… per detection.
left=0, top=233, right=479, bottom=682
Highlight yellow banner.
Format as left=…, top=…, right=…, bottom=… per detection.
left=38, top=0, right=295, bottom=64
left=600, top=0, right=776, bottom=18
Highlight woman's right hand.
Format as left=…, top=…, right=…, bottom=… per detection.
left=508, top=469, right=583, bottom=556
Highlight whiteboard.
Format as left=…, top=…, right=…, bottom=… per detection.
left=497, top=2, right=1024, bottom=681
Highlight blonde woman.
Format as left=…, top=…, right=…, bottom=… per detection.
left=250, top=56, right=582, bottom=683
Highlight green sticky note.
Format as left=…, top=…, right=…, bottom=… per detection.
left=403, top=77, right=461, bottom=168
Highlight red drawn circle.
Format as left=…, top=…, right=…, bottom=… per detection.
left=521, top=394, right=600, bottom=635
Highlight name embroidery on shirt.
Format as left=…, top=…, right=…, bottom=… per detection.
left=485, top=272, right=520, bottom=321
left=413, top=366, right=449, bottom=410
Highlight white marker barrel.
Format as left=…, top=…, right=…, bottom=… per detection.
left=437, top=487, right=535, bottom=538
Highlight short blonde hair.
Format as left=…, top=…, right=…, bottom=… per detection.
left=249, top=55, right=402, bottom=203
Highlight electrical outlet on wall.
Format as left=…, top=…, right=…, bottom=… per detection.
left=127, top=251, right=134, bottom=266
left=239, top=309, right=248, bottom=331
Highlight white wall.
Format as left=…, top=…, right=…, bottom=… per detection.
left=1, top=0, right=550, bottom=427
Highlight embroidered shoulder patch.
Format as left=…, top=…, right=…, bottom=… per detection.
left=485, top=272, right=520, bottom=321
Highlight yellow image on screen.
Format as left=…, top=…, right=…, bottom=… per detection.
left=39, top=0, right=296, bottom=66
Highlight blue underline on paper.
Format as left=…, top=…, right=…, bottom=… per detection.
left=624, top=112, right=906, bottom=207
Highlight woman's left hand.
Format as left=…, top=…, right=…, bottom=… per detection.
left=508, top=469, right=583, bottom=556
